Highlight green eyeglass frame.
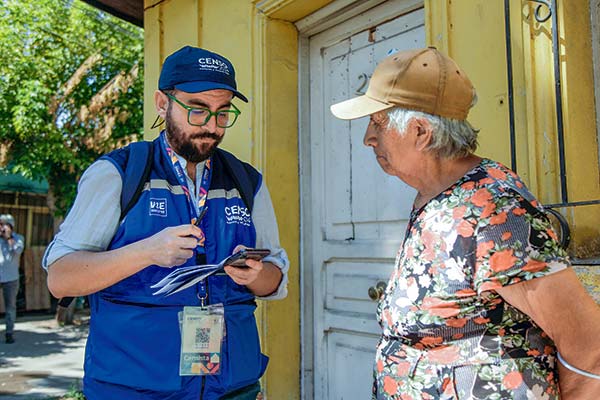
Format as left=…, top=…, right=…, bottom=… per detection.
left=165, top=93, right=241, bottom=128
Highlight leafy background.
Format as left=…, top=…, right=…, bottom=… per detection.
left=0, top=0, right=144, bottom=216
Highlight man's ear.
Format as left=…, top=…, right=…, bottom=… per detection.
left=154, top=90, right=168, bottom=119
left=411, top=117, right=433, bottom=151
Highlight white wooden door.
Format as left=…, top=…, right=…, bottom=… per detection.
left=303, top=2, right=425, bottom=399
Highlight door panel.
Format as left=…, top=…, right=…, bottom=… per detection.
left=323, top=39, right=353, bottom=240
left=306, top=3, right=425, bottom=399
left=325, top=260, right=393, bottom=318
left=327, top=332, right=380, bottom=400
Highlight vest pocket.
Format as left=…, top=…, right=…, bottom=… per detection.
left=86, top=296, right=183, bottom=391
left=219, top=305, right=268, bottom=392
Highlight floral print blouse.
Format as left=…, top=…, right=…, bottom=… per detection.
left=373, top=159, right=569, bottom=400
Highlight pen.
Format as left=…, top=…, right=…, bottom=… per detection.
left=195, top=207, right=209, bottom=226
left=192, top=207, right=208, bottom=248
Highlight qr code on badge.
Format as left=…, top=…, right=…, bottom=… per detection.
left=194, top=328, right=210, bottom=350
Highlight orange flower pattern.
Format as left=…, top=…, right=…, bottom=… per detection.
left=373, top=159, right=568, bottom=399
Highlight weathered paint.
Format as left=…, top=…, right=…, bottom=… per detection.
left=254, top=0, right=335, bottom=21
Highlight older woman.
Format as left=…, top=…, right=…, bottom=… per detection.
left=330, top=48, right=600, bottom=399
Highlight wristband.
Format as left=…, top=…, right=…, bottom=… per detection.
left=557, top=352, right=600, bottom=380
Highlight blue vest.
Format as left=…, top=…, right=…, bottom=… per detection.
left=83, top=138, right=268, bottom=399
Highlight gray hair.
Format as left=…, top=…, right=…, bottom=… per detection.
left=0, top=214, right=15, bottom=228
left=386, top=108, right=479, bottom=159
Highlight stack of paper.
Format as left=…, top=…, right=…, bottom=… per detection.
left=151, top=262, right=224, bottom=296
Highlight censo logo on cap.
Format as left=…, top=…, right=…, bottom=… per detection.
left=198, top=58, right=230, bottom=75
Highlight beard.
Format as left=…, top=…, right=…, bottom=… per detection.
left=165, top=107, right=223, bottom=163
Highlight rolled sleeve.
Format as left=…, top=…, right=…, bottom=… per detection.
left=252, top=181, right=289, bottom=300
left=474, top=196, right=569, bottom=294
left=42, top=160, right=122, bottom=269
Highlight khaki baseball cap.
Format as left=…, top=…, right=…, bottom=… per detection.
left=330, top=47, right=475, bottom=120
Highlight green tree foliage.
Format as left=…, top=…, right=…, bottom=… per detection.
left=0, top=0, right=144, bottom=216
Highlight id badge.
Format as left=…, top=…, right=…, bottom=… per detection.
left=179, top=305, right=224, bottom=376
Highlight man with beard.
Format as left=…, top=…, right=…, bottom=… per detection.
left=43, top=46, right=289, bottom=400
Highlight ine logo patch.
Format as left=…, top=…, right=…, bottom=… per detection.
left=149, top=198, right=168, bottom=217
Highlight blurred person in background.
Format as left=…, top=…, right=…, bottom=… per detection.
left=0, top=214, right=24, bottom=344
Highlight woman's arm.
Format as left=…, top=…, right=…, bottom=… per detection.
left=496, top=268, right=600, bottom=398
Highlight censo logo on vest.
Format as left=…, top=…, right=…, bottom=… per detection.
left=224, top=205, right=251, bottom=226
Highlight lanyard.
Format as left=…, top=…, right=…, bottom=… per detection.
left=160, top=131, right=212, bottom=250
left=160, top=131, right=212, bottom=298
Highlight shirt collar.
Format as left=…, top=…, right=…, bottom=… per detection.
left=164, top=134, right=206, bottom=182
left=172, top=152, right=206, bottom=183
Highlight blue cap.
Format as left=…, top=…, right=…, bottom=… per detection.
left=158, top=46, right=248, bottom=103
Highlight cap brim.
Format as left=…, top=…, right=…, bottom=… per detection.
left=330, top=95, right=393, bottom=120
left=174, top=81, right=248, bottom=103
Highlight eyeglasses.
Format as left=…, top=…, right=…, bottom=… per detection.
left=165, top=93, right=241, bottom=128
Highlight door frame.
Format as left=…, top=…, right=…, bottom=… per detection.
left=296, top=0, right=424, bottom=398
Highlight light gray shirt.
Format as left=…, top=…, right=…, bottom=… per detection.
left=43, top=157, right=289, bottom=300
left=0, top=233, right=24, bottom=283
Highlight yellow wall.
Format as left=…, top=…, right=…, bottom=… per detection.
left=427, top=0, right=530, bottom=180
left=246, top=8, right=301, bottom=398
left=557, top=2, right=600, bottom=257
left=144, top=0, right=203, bottom=139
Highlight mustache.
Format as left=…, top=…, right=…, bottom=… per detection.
left=189, top=132, right=221, bottom=140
